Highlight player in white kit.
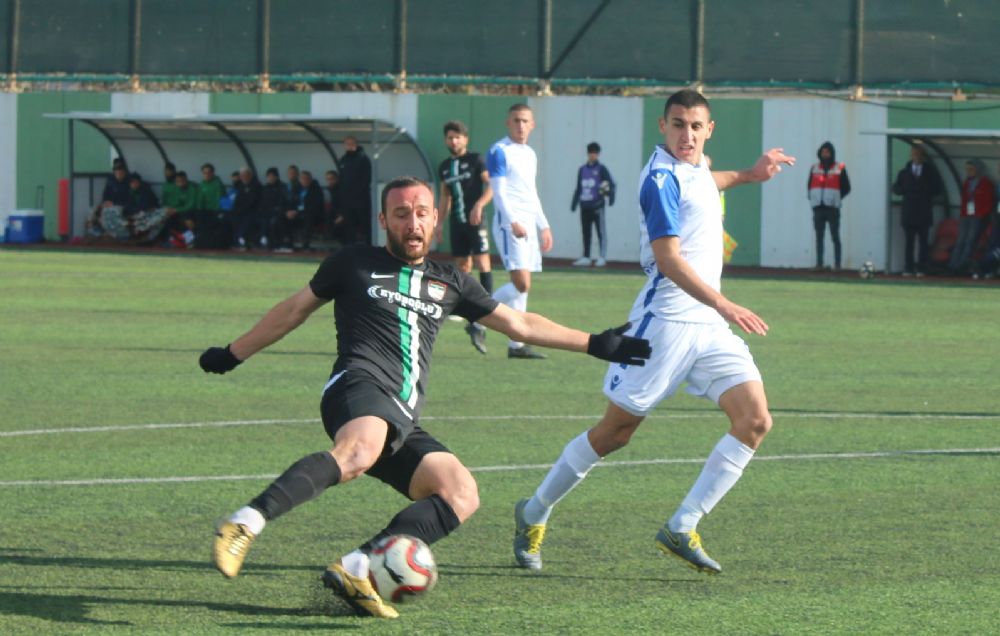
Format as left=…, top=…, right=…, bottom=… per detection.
left=513, top=89, right=795, bottom=574
left=488, top=104, right=553, bottom=359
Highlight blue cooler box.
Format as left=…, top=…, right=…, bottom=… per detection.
left=5, top=210, right=45, bottom=243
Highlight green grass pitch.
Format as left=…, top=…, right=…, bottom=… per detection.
left=1, top=248, right=998, bottom=634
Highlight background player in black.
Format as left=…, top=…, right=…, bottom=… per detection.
left=437, top=120, right=494, bottom=354
left=201, top=176, right=651, bottom=619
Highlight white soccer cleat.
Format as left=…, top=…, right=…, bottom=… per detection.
left=594, top=257, right=607, bottom=267
left=572, top=257, right=592, bottom=267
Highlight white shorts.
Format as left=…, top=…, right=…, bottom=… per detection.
left=493, top=217, right=542, bottom=272
left=603, top=316, right=761, bottom=416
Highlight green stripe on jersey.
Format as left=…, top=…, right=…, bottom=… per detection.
left=397, top=267, right=413, bottom=402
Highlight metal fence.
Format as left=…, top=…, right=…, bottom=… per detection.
left=3, top=0, right=999, bottom=91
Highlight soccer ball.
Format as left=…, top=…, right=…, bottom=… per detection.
left=859, top=261, right=875, bottom=279
left=598, top=180, right=611, bottom=196
left=368, top=535, right=438, bottom=603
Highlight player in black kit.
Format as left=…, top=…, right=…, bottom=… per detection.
left=201, top=176, right=651, bottom=619
left=437, top=120, right=494, bottom=354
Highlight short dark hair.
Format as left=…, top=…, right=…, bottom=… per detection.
left=509, top=103, right=531, bottom=115
left=231, top=171, right=239, bottom=178
left=176, top=170, right=188, bottom=179
left=287, top=164, right=299, bottom=172
left=664, top=89, right=711, bottom=117
left=443, top=120, right=469, bottom=136
left=164, top=161, right=176, bottom=171
left=380, top=176, right=432, bottom=212
left=301, top=170, right=313, bottom=179
left=265, top=167, right=279, bottom=177
left=587, top=142, right=601, bottom=154
left=325, top=170, right=338, bottom=177
left=129, top=172, right=142, bottom=182
left=201, top=163, right=215, bottom=172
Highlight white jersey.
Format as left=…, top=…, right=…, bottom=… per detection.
left=487, top=136, right=549, bottom=231
left=632, top=145, right=724, bottom=325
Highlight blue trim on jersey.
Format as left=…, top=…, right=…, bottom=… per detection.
left=487, top=144, right=508, bottom=177
left=500, top=227, right=509, bottom=257
left=643, top=273, right=663, bottom=308
left=619, top=311, right=655, bottom=369
left=640, top=168, right=681, bottom=240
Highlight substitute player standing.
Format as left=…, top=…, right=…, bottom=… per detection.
left=488, top=103, right=553, bottom=359
left=512, top=90, right=795, bottom=574
left=437, top=120, right=494, bottom=354
left=202, top=176, right=650, bottom=619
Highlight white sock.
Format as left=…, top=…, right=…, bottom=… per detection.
left=668, top=434, right=755, bottom=533
left=229, top=506, right=266, bottom=536
left=523, top=431, right=601, bottom=525
left=507, top=291, right=529, bottom=348
left=340, top=549, right=370, bottom=578
left=493, top=282, right=520, bottom=306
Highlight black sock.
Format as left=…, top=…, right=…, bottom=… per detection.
left=249, top=452, right=341, bottom=521
left=479, top=271, right=493, bottom=295
left=358, top=494, right=461, bottom=553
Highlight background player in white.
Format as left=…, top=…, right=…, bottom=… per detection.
left=512, top=89, right=795, bottom=574
left=488, top=103, right=553, bottom=359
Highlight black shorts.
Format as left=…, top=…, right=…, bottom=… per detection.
left=320, top=371, right=449, bottom=497
left=450, top=223, right=489, bottom=257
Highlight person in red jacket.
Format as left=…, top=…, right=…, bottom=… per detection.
left=807, top=141, right=851, bottom=270
left=949, top=159, right=995, bottom=272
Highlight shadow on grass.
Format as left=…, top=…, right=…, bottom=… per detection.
left=0, top=588, right=361, bottom=630
left=438, top=562, right=699, bottom=585
left=102, top=345, right=332, bottom=358
left=0, top=552, right=316, bottom=575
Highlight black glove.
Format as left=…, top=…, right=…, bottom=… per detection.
left=587, top=323, right=651, bottom=366
left=199, top=344, right=243, bottom=374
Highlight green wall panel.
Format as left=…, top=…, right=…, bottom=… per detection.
left=641, top=96, right=763, bottom=266
left=16, top=92, right=112, bottom=239
left=210, top=92, right=310, bottom=114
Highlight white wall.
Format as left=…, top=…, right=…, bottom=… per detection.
left=761, top=98, right=888, bottom=269
left=110, top=92, right=211, bottom=116
left=527, top=95, right=644, bottom=262
left=0, top=93, right=17, bottom=225
left=311, top=92, right=419, bottom=141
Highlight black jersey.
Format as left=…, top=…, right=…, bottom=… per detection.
left=309, top=245, right=498, bottom=420
left=438, top=152, right=487, bottom=226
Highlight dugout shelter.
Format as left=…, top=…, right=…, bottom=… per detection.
left=44, top=113, right=434, bottom=240
left=864, top=128, right=1000, bottom=272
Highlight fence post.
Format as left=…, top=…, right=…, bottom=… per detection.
left=851, top=0, right=864, bottom=98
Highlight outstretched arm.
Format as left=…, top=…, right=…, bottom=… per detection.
left=200, top=286, right=328, bottom=373
left=478, top=303, right=650, bottom=365
left=712, top=147, right=796, bottom=192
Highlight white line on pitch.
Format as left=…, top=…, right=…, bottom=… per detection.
left=2, top=410, right=998, bottom=438
left=0, top=447, right=996, bottom=488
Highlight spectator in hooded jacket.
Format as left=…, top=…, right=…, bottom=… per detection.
left=807, top=141, right=851, bottom=270
left=258, top=167, right=287, bottom=250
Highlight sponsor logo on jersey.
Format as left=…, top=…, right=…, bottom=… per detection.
left=442, top=170, right=473, bottom=185
left=370, top=272, right=395, bottom=279
left=427, top=280, right=447, bottom=301
left=368, top=285, right=443, bottom=319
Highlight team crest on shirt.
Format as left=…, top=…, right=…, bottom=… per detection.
left=427, top=280, right=448, bottom=301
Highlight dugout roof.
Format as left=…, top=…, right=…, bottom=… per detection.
left=45, top=113, right=434, bottom=237
left=862, top=128, right=1000, bottom=188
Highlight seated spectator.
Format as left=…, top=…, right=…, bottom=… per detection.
left=949, top=159, right=995, bottom=273
left=125, top=173, right=170, bottom=243
left=973, top=163, right=1000, bottom=279
left=164, top=161, right=177, bottom=186
left=162, top=170, right=199, bottom=247
left=232, top=167, right=263, bottom=250
left=86, top=161, right=131, bottom=239
left=220, top=171, right=240, bottom=211
left=274, top=169, right=323, bottom=252
left=258, top=167, right=287, bottom=250
left=286, top=164, right=302, bottom=205
left=192, top=163, right=231, bottom=249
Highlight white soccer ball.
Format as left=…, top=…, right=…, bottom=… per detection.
left=859, top=261, right=875, bottom=279
left=368, top=535, right=438, bottom=603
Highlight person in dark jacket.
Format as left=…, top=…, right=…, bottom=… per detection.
left=570, top=142, right=616, bottom=267
left=274, top=170, right=324, bottom=251
left=258, top=167, right=287, bottom=250
left=101, top=161, right=131, bottom=207
left=806, top=141, right=851, bottom=270
left=125, top=172, right=159, bottom=216
left=892, top=145, right=943, bottom=276
left=337, top=137, right=373, bottom=245
left=233, top=167, right=263, bottom=250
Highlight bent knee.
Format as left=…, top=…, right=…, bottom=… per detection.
left=734, top=411, right=772, bottom=447
left=332, top=442, right=382, bottom=481
left=438, top=476, right=480, bottom=522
